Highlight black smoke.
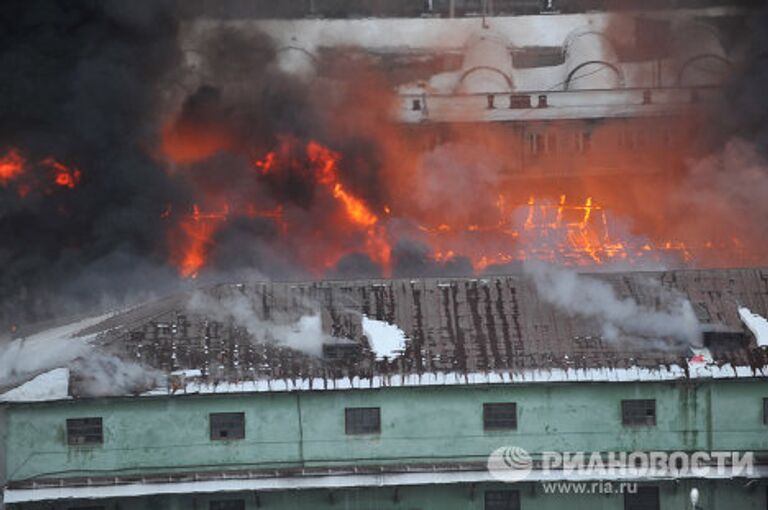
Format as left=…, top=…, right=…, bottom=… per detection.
left=717, top=6, right=768, bottom=150
left=0, top=1, right=184, bottom=327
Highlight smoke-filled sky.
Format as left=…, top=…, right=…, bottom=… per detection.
left=0, top=1, right=767, bottom=330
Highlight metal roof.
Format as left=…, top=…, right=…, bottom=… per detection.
left=49, top=267, right=766, bottom=398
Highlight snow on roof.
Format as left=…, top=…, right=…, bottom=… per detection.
left=0, top=310, right=118, bottom=394
left=0, top=368, right=69, bottom=403
left=138, top=363, right=766, bottom=400
left=361, top=316, right=407, bottom=360
left=739, top=306, right=768, bottom=347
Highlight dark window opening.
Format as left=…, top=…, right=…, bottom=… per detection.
left=537, top=94, right=548, bottom=108
left=345, top=407, right=381, bottom=434
left=622, top=399, right=656, bottom=426
left=487, top=94, right=496, bottom=109
left=624, top=486, right=660, bottom=510
left=210, top=412, right=245, bottom=440
left=483, top=403, right=518, bottom=430
left=411, top=99, right=422, bottom=111
left=485, top=489, right=521, bottom=510
left=702, top=329, right=749, bottom=353
left=509, top=95, right=532, bottom=109
left=642, top=89, right=652, bottom=104
left=66, top=417, right=103, bottom=445
left=210, top=500, right=245, bottom=510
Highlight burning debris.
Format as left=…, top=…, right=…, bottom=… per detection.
left=0, top=148, right=82, bottom=196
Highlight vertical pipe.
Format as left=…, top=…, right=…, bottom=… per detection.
left=295, top=393, right=305, bottom=466
left=449, top=0, right=455, bottom=18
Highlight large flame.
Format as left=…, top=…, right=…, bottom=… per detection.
left=170, top=204, right=228, bottom=279
left=160, top=122, right=755, bottom=279
left=157, top=66, right=765, bottom=279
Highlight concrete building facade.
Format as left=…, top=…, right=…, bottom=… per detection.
left=3, top=268, right=768, bottom=508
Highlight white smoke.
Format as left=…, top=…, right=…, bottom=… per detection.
left=0, top=314, right=108, bottom=390
left=71, top=352, right=165, bottom=397
left=524, top=260, right=701, bottom=347
left=186, top=289, right=328, bottom=356
left=0, top=311, right=165, bottom=397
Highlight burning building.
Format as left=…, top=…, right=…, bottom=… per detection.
left=3, top=267, right=768, bottom=508
left=1, top=0, right=768, bottom=508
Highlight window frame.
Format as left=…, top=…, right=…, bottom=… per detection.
left=621, top=399, right=657, bottom=427
left=624, top=485, right=660, bottom=510
left=209, top=412, right=246, bottom=441
left=344, top=407, right=381, bottom=435
left=484, top=489, right=521, bottom=510
left=483, top=402, right=518, bottom=431
left=66, top=417, right=103, bottom=446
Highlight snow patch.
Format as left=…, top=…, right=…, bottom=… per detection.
left=739, top=306, right=768, bottom=347
left=171, top=369, right=203, bottom=378
left=0, top=368, right=69, bottom=402
left=362, top=317, right=408, bottom=360
left=0, top=311, right=115, bottom=390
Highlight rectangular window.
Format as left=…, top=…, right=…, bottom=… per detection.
left=622, top=399, right=656, bottom=426
left=66, top=417, right=103, bottom=445
left=209, top=500, right=245, bottom=510
left=485, top=489, right=521, bottom=510
left=624, top=486, right=660, bottom=510
left=210, top=412, right=245, bottom=440
left=345, top=407, right=381, bottom=435
left=509, top=95, right=531, bottom=109
left=483, top=403, right=517, bottom=430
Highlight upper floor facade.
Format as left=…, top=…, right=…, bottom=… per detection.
left=3, top=377, right=768, bottom=501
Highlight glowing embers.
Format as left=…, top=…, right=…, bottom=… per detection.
left=160, top=121, right=233, bottom=165
left=42, top=158, right=82, bottom=189
left=420, top=195, right=695, bottom=271
left=0, top=148, right=81, bottom=195
left=520, top=195, right=630, bottom=265
left=0, top=149, right=25, bottom=185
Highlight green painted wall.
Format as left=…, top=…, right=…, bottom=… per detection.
left=3, top=379, right=768, bottom=482
left=12, top=480, right=768, bottom=510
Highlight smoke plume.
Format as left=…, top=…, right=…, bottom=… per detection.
left=186, top=290, right=329, bottom=356
left=0, top=1, right=184, bottom=326
left=0, top=2, right=766, bottom=335
left=524, top=260, right=701, bottom=347
left=0, top=312, right=163, bottom=397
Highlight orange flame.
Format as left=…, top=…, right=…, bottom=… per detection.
left=160, top=121, right=232, bottom=165
left=0, top=149, right=25, bottom=186
left=42, top=158, right=81, bottom=189
left=170, top=204, right=228, bottom=278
